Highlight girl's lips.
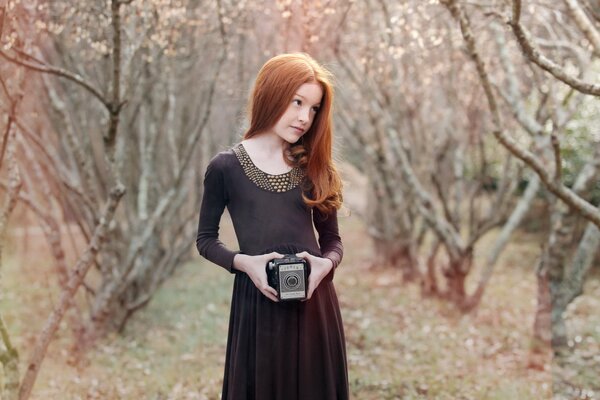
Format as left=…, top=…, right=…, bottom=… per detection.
left=291, top=126, right=304, bottom=133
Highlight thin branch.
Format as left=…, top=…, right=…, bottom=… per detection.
left=0, top=127, right=21, bottom=396
left=0, top=3, right=6, bottom=42
left=18, top=184, right=125, bottom=400
left=0, top=49, right=110, bottom=107
left=0, top=72, right=16, bottom=170
left=583, top=1, right=600, bottom=23
left=431, top=168, right=458, bottom=232
left=441, top=0, right=600, bottom=229
left=104, top=0, right=125, bottom=161
left=509, top=0, right=600, bottom=97
left=551, top=134, right=562, bottom=182
left=512, top=0, right=521, bottom=24
left=9, top=111, right=98, bottom=214
left=173, top=0, right=229, bottom=185
left=563, top=0, right=600, bottom=56
left=467, top=172, right=541, bottom=308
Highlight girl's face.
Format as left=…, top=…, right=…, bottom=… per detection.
left=270, top=82, right=323, bottom=144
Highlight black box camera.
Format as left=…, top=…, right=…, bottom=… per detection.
left=266, top=254, right=311, bottom=301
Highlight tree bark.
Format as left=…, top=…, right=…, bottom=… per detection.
left=0, top=124, right=23, bottom=400
left=18, top=184, right=125, bottom=400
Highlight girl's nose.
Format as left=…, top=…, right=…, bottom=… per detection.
left=298, top=108, right=309, bottom=123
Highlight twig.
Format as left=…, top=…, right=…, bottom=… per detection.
left=509, top=0, right=600, bottom=97
left=0, top=49, right=110, bottom=107
left=441, top=0, right=600, bottom=229
left=0, top=3, right=6, bottom=42
left=0, top=74, right=13, bottom=170
left=551, top=134, right=562, bottom=182
left=563, top=0, right=600, bottom=56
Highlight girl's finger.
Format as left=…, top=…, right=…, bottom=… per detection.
left=264, top=291, right=278, bottom=302
left=306, top=280, right=315, bottom=300
left=260, top=281, right=278, bottom=300
left=267, top=286, right=278, bottom=297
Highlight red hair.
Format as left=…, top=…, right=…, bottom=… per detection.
left=243, top=52, right=343, bottom=214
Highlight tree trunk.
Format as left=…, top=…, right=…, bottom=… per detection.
left=0, top=127, right=23, bottom=400
left=532, top=205, right=576, bottom=353
left=441, top=250, right=473, bottom=308
left=372, top=236, right=419, bottom=281
left=421, top=238, right=441, bottom=296
left=528, top=255, right=553, bottom=371
left=532, top=256, right=552, bottom=348
left=421, top=243, right=492, bottom=313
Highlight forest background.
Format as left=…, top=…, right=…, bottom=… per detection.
left=0, top=0, right=599, bottom=399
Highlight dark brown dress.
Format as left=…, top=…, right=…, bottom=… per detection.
left=196, top=142, right=349, bottom=400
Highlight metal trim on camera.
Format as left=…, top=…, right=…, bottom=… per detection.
left=266, top=254, right=311, bottom=301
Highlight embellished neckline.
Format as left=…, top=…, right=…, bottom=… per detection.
left=232, top=143, right=305, bottom=193
left=238, top=142, right=293, bottom=176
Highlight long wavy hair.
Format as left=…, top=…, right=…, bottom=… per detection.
left=243, top=52, right=343, bottom=214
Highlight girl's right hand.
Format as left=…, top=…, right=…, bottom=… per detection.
left=233, top=252, right=284, bottom=302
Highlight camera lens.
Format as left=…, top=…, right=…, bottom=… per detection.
left=284, top=273, right=300, bottom=289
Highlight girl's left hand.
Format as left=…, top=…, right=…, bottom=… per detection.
left=295, top=251, right=333, bottom=301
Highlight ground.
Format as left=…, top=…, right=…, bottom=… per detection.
left=2, top=212, right=599, bottom=399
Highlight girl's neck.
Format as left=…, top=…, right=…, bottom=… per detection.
left=242, top=132, right=290, bottom=157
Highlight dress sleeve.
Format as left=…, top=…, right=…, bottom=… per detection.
left=196, top=155, right=240, bottom=273
left=313, top=206, right=344, bottom=281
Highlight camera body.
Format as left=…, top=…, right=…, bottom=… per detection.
left=266, top=254, right=311, bottom=301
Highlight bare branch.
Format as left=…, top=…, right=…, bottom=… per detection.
left=41, top=73, right=101, bottom=210
left=0, top=312, right=19, bottom=371
left=104, top=0, right=125, bottom=162
left=173, top=0, right=229, bottom=186
left=0, top=125, right=21, bottom=394
left=18, top=183, right=125, bottom=400
left=563, top=0, right=600, bottom=56
left=509, top=0, right=600, bottom=96
left=0, top=104, right=11, bottom=170
left=0, top=49, right=110, bottom=107
left=441, top=0, right=600, bottom=229
left=432, top=173, right=457, bottom=229
left=561, top=222, right=600, bottom=306
left=8, top=109, right=98, bottom=214
left=512, top=0, right=521, bottom=24
left=469, top=172, right=541, bottom=305
left=551, top=134, right=562, bottom=182
left=0, top=2, right=6, bottom=42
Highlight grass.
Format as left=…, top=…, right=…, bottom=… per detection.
left=2, top=213, right=599, bottom=399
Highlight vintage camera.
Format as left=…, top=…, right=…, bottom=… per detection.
left=266, top=254, right=311, bottom=301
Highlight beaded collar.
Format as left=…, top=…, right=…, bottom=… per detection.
left=232, top=143, right=305, bottom=193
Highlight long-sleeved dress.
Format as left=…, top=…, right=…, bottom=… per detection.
left=196, top=142, right=349, bottom=400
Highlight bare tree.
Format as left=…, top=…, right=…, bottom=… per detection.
left=442, top=0, right=600, bottom=227
left=326, top=0, right=545, bottom=309
left=440, top=0, right=600, bottom=384
left=0, top=53, right=24, bottom=400
left=0, top=0, right=128, bottom=397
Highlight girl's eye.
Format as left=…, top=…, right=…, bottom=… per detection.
left=293, top=98, right=319, bottom=112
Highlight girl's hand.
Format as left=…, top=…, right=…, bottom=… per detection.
left=295, top=251, right=333, bottom=301
left=233, top=252, right=284, bottom=302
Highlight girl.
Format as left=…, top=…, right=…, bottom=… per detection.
left=196, top=52, right=348, bottom=400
